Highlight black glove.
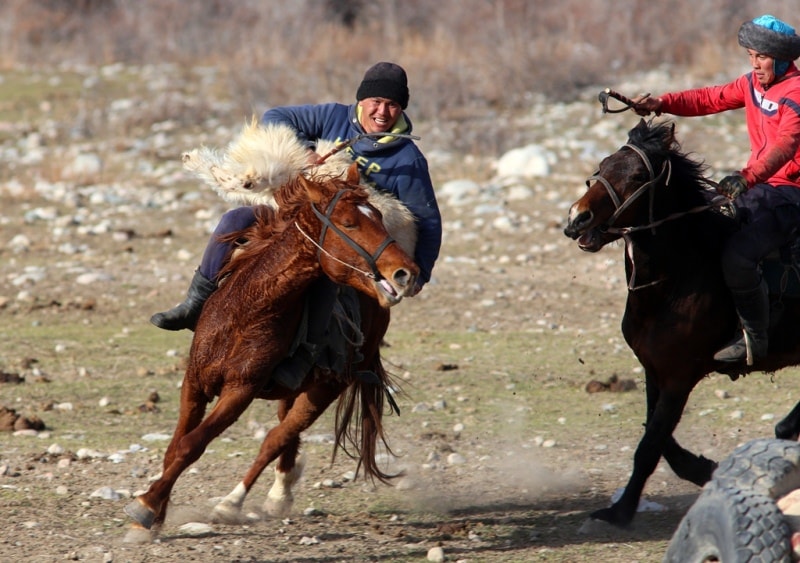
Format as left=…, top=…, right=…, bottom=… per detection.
left=717, top=174, right=748, bottom=199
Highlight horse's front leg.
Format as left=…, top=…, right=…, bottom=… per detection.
left=662, top=435, right=717, bottom=485
left=125, top=386, right=255, bottom=532
left=124, top=380, right=209, bottom=536
left=591, top=377, right=690, bottom=527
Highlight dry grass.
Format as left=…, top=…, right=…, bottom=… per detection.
left=1, top=0, right=799, bottom=119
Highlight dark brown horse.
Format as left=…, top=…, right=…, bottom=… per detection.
left=124, top=163, right=418, bottom=539
left=563, top=119, right=800, bottom=527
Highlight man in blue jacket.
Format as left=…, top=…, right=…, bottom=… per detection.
left=151, top=62, right=442, bottom=332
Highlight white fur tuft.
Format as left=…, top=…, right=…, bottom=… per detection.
left=182, top=120, right=417, bottom=255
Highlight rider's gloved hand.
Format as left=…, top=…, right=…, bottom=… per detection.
left=631, top=95, right=663, bottom=117
left=717, top=173, right=748, bottom=200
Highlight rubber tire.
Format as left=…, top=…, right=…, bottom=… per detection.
left=711, top=438, right=800, bottom=499
left=664, top=482, right=791, bottom=563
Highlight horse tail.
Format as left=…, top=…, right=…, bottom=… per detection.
left=332, top=356, right=400, bottom=484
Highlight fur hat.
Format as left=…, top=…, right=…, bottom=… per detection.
left=356, top=62, right=409, bottom=109
left=738, top=15, right=800, bottom=61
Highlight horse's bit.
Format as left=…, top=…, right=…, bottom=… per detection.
left=295, top=188, right=396, bottom=280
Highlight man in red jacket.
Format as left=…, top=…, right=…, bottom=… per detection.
left=633, top=14, right=800, bottom=365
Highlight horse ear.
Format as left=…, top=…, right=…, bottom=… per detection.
left=345, top=162, right=360, bottom=185
left=299, top=174, right=325, bottom=204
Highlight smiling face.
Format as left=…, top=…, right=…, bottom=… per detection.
left=747, top=49, right=777, bottom=86
left=357, top=97, right=402, bottom=134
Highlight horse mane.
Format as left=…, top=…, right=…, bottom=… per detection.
left=627, top=120, right=713, bottom=195
left=216, top=175, right=370, bottom=281
left=628, top=119, right=737, bottom=248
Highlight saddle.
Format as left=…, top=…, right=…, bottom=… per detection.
left=271, top=282, right=366, bottom=391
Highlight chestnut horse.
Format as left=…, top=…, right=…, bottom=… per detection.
left=563, top=119, right=800, bottom=527
left=124, top=163, right=418, bottom=538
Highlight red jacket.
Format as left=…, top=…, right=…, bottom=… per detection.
left=660, top=63, right=800, bottom=189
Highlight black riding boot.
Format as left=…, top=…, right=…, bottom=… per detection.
left=150, top=270, right=217, bottom=331
left=713, top=280, right=769, bottom=365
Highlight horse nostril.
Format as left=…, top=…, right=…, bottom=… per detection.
left=393, top=268, right=412, bottom=288
left=565, top=210, right=592, bottom=239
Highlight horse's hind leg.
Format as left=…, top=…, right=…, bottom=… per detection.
left=212, top=383, right=343, bottom=522
left=263, top=439, right=304, bottom=517
left=264, top=398, right=304, bottom=517
left=775, top=401, right=800, bottom=440
left=126, top=386, right=256, bottom=531
left=212, top=397, right=302, bottom=522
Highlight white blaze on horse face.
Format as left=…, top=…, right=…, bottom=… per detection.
left=358, top=204, right=377, bottom=221
left=567, top=201, right=584, bottom=225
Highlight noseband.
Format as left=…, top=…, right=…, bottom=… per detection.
left=295, top=188, right=396, bottom=280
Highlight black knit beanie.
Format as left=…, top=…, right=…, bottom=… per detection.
left=738, top=15, right=800, bottom=61
left=356, top=62, right=409, bottom=109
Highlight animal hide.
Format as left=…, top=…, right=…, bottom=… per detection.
left=182, top=119, right=417, bottom=256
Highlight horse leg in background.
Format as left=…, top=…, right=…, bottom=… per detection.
left=263, top=398, right=304, bottom=517
left=775, top=400, right=800, bottom=440
left=210, top=382, right=345, bottom=523
left=591, top=374, right=691, bottom=527
left=125, top=386, right=257, bottom=532
left=211, top=397, right=303, bottom=521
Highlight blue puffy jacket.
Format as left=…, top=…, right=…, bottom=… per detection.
left=261, top=103, right=441, bottom=286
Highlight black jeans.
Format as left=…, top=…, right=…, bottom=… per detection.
left=723, top=184, right=800, bottom=292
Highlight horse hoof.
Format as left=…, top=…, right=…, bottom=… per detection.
left=263, top=496, right=293, bottom=517
left=123, top=524, right=154, bottom=544
left=589, top=507, right=633, bottom=529
left=211, top=500, right=245, bottom=524
left=124, top=498, right=156, bottom=529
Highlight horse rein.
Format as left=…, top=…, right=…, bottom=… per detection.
left=294, top=188, right=396, bottom=280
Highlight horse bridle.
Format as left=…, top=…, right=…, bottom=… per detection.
left=586, top=144, right=672, bottom=290
left=587, top=143, right=733, bottom=290
left=586, top=143, right=672, bottom=236
left=295, top=188, right=396, bottom=280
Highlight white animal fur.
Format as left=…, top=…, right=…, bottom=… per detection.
left=182, top=119, right=417, bottom=255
